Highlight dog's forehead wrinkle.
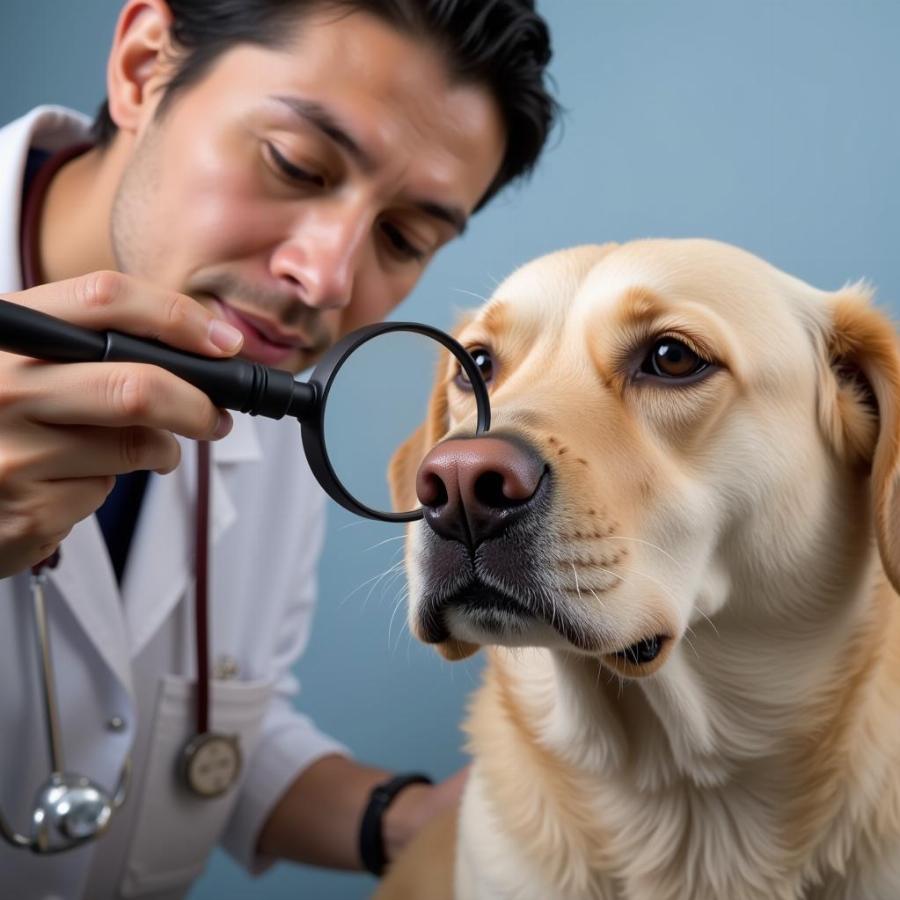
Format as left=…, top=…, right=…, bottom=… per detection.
left=479, top=246, right=612, bottom=337
left=568, top=239, right=819, bottom=356
left=494, top=243, right=614, bottom=300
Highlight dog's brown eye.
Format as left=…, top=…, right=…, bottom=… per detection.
left=642, top=339, right=709, bottom=380
left=455, top=347, right=495, bottom=390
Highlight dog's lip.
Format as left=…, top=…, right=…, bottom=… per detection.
left=419, top=579, right=596, bottom=650
left=419, top=581, right=537, bottom=643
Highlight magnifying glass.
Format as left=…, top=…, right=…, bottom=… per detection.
left=0, top=296, right=489, bottom=853
left=0, top=297, right=490, bottom=520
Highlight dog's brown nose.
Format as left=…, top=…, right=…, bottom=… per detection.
left=416, top=436, right=546, bottom=546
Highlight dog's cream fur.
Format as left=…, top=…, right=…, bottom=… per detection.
left=378, top=239, right=900, bottom=900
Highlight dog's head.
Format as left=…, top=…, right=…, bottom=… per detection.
left=390, top=240, right=900, bottom=675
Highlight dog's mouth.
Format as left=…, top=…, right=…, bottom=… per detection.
left=418, top=580, right=673, bottom=671
left=418, top=579, right=593, bottom=651
left=603, top=633, right=672, bottom=676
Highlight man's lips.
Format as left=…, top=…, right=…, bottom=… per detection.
left=211, top=300, right=313, bottom=366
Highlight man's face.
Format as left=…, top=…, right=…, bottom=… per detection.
left=111, top=8, right=506, bottom=372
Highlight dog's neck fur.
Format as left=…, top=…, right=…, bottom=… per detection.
left=468, top=510, right=900, bottom=898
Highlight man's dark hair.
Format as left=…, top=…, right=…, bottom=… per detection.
left=91, top=0, right=557, bottom=208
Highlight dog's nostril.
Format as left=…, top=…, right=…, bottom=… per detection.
left=474, top=471, right=512, bottom=509
left=419, top=472, right=449, bottom=508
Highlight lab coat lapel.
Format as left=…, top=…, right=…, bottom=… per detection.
left=2, top=107, right=127, bottom=695
left=47, top=517, right=135, bottom=700
left=124, top=415, right=262, bottom=658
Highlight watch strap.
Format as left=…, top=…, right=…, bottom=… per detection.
left=359, top=772, right=433, bottom=876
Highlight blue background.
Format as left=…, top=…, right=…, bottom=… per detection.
left=2, top=2, right=899, bottom=897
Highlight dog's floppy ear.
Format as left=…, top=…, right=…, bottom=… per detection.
left=818, top=287, right=900, bottom=592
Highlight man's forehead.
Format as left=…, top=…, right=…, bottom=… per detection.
left=181, top=8, right=504, bottom=215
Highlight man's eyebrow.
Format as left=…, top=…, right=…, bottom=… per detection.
left=271, top=94, right=468, bottom=236
left=273, top=95, right=374, bottom=170
left=416, top=200, right=468, bottom=236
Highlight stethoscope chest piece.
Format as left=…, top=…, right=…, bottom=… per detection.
left=30, top=773, right=114, bottom=853
left=180, top=732, right=242, bottom=798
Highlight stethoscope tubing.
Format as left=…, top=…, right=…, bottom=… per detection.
left=31, top=569, right=66, bottom=775
left=0, top=569, right=131, bottom=854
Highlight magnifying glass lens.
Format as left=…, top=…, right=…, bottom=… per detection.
left=322, top=330, right=478, bottom=518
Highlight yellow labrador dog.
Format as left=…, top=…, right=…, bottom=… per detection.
left=377, top=239, right=900, bottom=900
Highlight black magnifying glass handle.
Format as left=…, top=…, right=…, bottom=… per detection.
left=0, top=297, right=317, bottom=421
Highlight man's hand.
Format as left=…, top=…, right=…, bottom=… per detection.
left=257, top=755, right=469, bottom=871
left=382, top=767, right=469, bottom=865
left=0, top=271, right=243, bottom=577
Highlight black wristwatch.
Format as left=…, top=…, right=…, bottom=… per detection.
left=359, top=772, right=433, bottom=877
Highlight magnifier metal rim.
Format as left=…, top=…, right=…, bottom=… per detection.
left=301, top=321, right=491, bottom=522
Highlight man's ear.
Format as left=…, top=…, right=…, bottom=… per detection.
left=106, top=0, right=175, bottom=136
left=818, top=287, right=900, bottom=592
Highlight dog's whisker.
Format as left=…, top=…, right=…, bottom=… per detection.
left=379, top=569, right=408, bottom=604
left=570, top=563, right=583, bottom=603
left=590, top=563, right=627, bottom=590
left=387, top=588, right=409, bottom=651
left=336, top=519, right=375, bottom=532
left=344, top=559, right=405, bottom=608
left=603, top=535, right=687, bottom=570
left=585, top=587, right=608, bottom=612
left=618, top=565, right=681, bottom=608
left=681, top=627, right=702, bottom=661
left=689, top=606, right=721, bottom=638
left=451, top=286, right=492, bottom=304
left=342, top=566, right=398, bottom=605
left=362, top=534, right=407, bottom=553
left=366, top=560, right=407, bottom=610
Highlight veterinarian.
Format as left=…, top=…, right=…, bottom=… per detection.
left=0, top=1, right=556, bottom=896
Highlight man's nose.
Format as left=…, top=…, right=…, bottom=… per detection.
left=269, top=205, right=369, bottom=309
left=415, top=436, right=547, bottom=547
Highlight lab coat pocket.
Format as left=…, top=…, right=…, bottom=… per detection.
left=120, top=673, right=273, bottom=898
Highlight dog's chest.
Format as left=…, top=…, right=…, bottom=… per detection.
left=593, top=774, right=804, bottom=900
left=469, top=702, right=823, bottom=897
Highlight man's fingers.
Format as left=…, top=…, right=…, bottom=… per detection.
left=2, top=425, right=182, bottom=480
left=16, top=361, right=233, bottom=441
left=0, top=476, right=116, bottom=578
left=8, top=271, right=244, bottom=357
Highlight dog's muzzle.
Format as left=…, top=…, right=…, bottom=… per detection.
left=412, top=433, right=575, bottom=644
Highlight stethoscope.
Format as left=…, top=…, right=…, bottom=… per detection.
left=0, top=298, right=491, bottom=853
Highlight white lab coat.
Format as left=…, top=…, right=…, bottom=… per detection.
left=0, top=107, right=348, bottom=900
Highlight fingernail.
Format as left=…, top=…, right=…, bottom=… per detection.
left=208, top=318, right=244, bottom=353
left=213, top=411, right=233, bottom=439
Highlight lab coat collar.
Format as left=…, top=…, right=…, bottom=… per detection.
left=210, top=406, right=263, bottom=465
left=0, top=106, right=91, bottom=292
